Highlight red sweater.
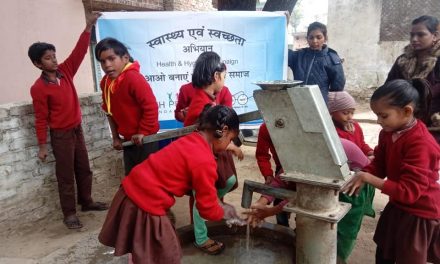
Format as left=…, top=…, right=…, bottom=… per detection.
left=122, top=132, right=224, bottom=220
left=184, top=88, right=216, bottom=126
left=175, top=83, right=232, bottom=121
left=100, top=62, right=159, bottom=140
left=256, top=123, right=282, bottom=178
left=335, top=121, right=373, bottom=156
left=364, top=120, right=440, bottom=219
left=30, top=31, right=90, bottom=144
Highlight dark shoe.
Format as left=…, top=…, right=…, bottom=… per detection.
left=81, top=201, right=108, bottom=212
left=63, top=215, right=83, bottom=229
left=194, top=239, right=225, bottom=255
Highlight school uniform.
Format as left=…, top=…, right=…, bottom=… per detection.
left=364, top=120, right=440, bottom=263
left=335, top=121, right=373, bottom=156
left=183, top=87, right=237, bottom=245
left=174, top=82, right=233, bottom=121
left=30, top=31, right=93, bottom=217
left=256, top=123, right=282, bottom=178
left=99, top=132, right=223, bottom=263
left=184, top=88, right=237, bottom=190
left=100, top=62, right=159, bottom=174
left=255, top=122, right=290, bottom=226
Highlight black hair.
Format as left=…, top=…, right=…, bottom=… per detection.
left=192, top=51, right=226, bottom=88
left=197, top=104, right=239, bottom=137
left=412, top=15, right=439, bottom=33
left=307, top=21, right=327, bottom=39
left=28, top=42, right=56, bottom=64
left=95, top=37, right=134, bottom=62
left=371, top=79, right=431, bottom=122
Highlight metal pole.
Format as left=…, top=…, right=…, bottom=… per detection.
left=295, top=183, right=339, bottom=263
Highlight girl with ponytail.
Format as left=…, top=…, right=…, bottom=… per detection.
left=343, top=79, right=440, bottom=264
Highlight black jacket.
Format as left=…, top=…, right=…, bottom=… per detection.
left=288, top=45, right=345, bottom=102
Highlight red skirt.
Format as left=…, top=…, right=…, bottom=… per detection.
left=99, top=188, right=182, bottom=264
left=373, top=202, right=440, bottom=264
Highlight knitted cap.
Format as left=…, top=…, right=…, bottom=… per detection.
left=327, top=91, right=357, bottom=113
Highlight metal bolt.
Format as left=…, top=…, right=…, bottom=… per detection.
left=275, top=118, right=285, bottom=128
left=332, top=180, right=339, bottom=183
left=329, top=214, right=336, bottom=218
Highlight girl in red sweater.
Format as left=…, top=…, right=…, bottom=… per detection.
left=183, top=52, right=243, bottom=255
left=343, top=79, right=440, bottom=264
left=328, top=91, right=374, bottom=159
left=95, top=38, right=159, bottom=176
left=99, top=105, right=242, bottom=264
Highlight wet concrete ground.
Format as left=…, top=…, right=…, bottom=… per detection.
left=0, top=110, right=383, bottom=264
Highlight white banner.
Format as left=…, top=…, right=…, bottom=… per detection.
left=96, top=11, right=287, bottom=129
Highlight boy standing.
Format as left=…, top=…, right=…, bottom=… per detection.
left=95, top=38, right=160, bottom=176
left=28, top=12, right=107, bottom=229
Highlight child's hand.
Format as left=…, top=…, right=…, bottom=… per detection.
left=245, top=203, right=276, bottom=228
left=343, top=121, right=355, bottom=133
left=342, top=171, right=367, bottom=196
left=85, top=12, right=102, bottom=32
left=227, top=143, right=244, bottom=160
left=181, top=107, right=189, bottom=117
left=112, top=137, right=123, bottom=150
left=38, top=145, right=48, bottom=162
left=264, top=175, right=274, bottom=184
left=131, top=134, right=144, bottom=146
left=221, top=202, right=239, bottom=220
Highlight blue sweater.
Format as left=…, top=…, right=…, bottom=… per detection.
left=288, top=45, right=345, bottom=102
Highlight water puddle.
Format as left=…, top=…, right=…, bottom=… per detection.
left=181, top=233, right=293, bottom=264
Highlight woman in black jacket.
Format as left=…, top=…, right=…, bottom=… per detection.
left=288, top=22, right=346, bottom=102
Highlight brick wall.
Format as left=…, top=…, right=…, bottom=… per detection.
left=85, top=0, right=164, bottom=11
left=84, top=0, right=215, bottom=11
left=164, top=0, right=214, bottom=11
left=0, top=93, right=124, bottom=234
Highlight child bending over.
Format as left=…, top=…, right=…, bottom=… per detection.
left=183, top=51, right=243, bottom=255
left=99, top=105, right=242, bottom=264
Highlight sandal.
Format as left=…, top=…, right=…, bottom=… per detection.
left=81, top=201, right=108, bottom=212
left=194, top=239, right=225, bottom=255
left=63, top=215, right=83, bottom=229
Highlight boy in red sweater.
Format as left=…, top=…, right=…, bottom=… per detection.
left=255, top=122, right=292, bottom=226
left=175, top=82, right=233, bottom=122
left=328, top=91, right=374, bottom=158
left=95, top=38, right=159, bottom=175
left=343, top=79, right=440, bottom=263
left=28, top=12, right=107, bottom=229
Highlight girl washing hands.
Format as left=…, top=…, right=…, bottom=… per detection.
left=342, top=79, right=440, bottom=264
left=99, top=105, right=243, bottom=264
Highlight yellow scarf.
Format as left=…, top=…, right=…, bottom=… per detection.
left=103, top=62, right=132, bottom=116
